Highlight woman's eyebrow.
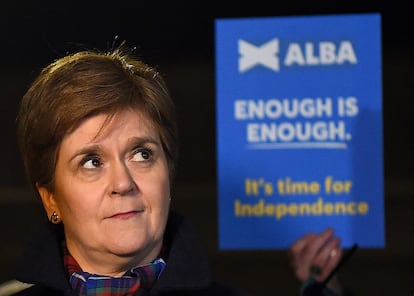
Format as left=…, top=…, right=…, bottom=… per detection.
left=69, top=136, right=161, bottom=161
left=69, top=145, right=102, bottom=162
left=127, top=136, right=160, bottom=147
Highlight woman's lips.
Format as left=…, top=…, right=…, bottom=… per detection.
left=109, top=210, right=141, bottom=219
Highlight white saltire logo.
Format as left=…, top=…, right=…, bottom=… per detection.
left=238, top=38, right=357, bottom=73
left=238, top=39, right=279, bottom=73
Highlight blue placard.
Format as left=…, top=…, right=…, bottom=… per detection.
left=215, top=13, right=383, bottom=250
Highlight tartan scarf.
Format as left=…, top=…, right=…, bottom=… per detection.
left=63, top=244, right=166, bottom=296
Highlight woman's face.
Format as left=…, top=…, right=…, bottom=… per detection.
left=38, top=109, right=170, bottom=275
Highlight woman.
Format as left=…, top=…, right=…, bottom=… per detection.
left=7, top=46, right=347, bottom=295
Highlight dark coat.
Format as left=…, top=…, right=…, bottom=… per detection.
left=11, top=210, right=251, bottom=296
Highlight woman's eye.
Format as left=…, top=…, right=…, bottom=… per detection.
left=132, top=148, right=153, bottom=162
left=81, top=157, right=101, bottom=169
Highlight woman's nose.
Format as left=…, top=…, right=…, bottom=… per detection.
left=109, top=161, right=136, bottom=196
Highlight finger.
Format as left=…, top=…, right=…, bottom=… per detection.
left=312, top=238, right=343, bottom=281
left=294, top=234, right=320, bottom=267
left=306, top=229, right=338, bottom=280
left=320, top=247, right=343, bottom=280
left=289, top=232, right=316, bottom=264
left=305, top=228, right=334, bottom=262
left=290, top=232, right=315, bottom=253
left=313, top=235, right=341, bottom=267
left=288, top=233, right=317, bottom=281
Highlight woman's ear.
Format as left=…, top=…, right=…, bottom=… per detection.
left=36, top=183, right=60, bottom=223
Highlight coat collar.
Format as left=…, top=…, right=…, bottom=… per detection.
left=15, top=210, right=213, bottom=293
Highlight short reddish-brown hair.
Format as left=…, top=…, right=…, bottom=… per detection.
left=17, top=48, right=178, bottom=197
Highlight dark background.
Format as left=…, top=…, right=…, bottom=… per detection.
left=1, top=1, right=413, bottom=295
